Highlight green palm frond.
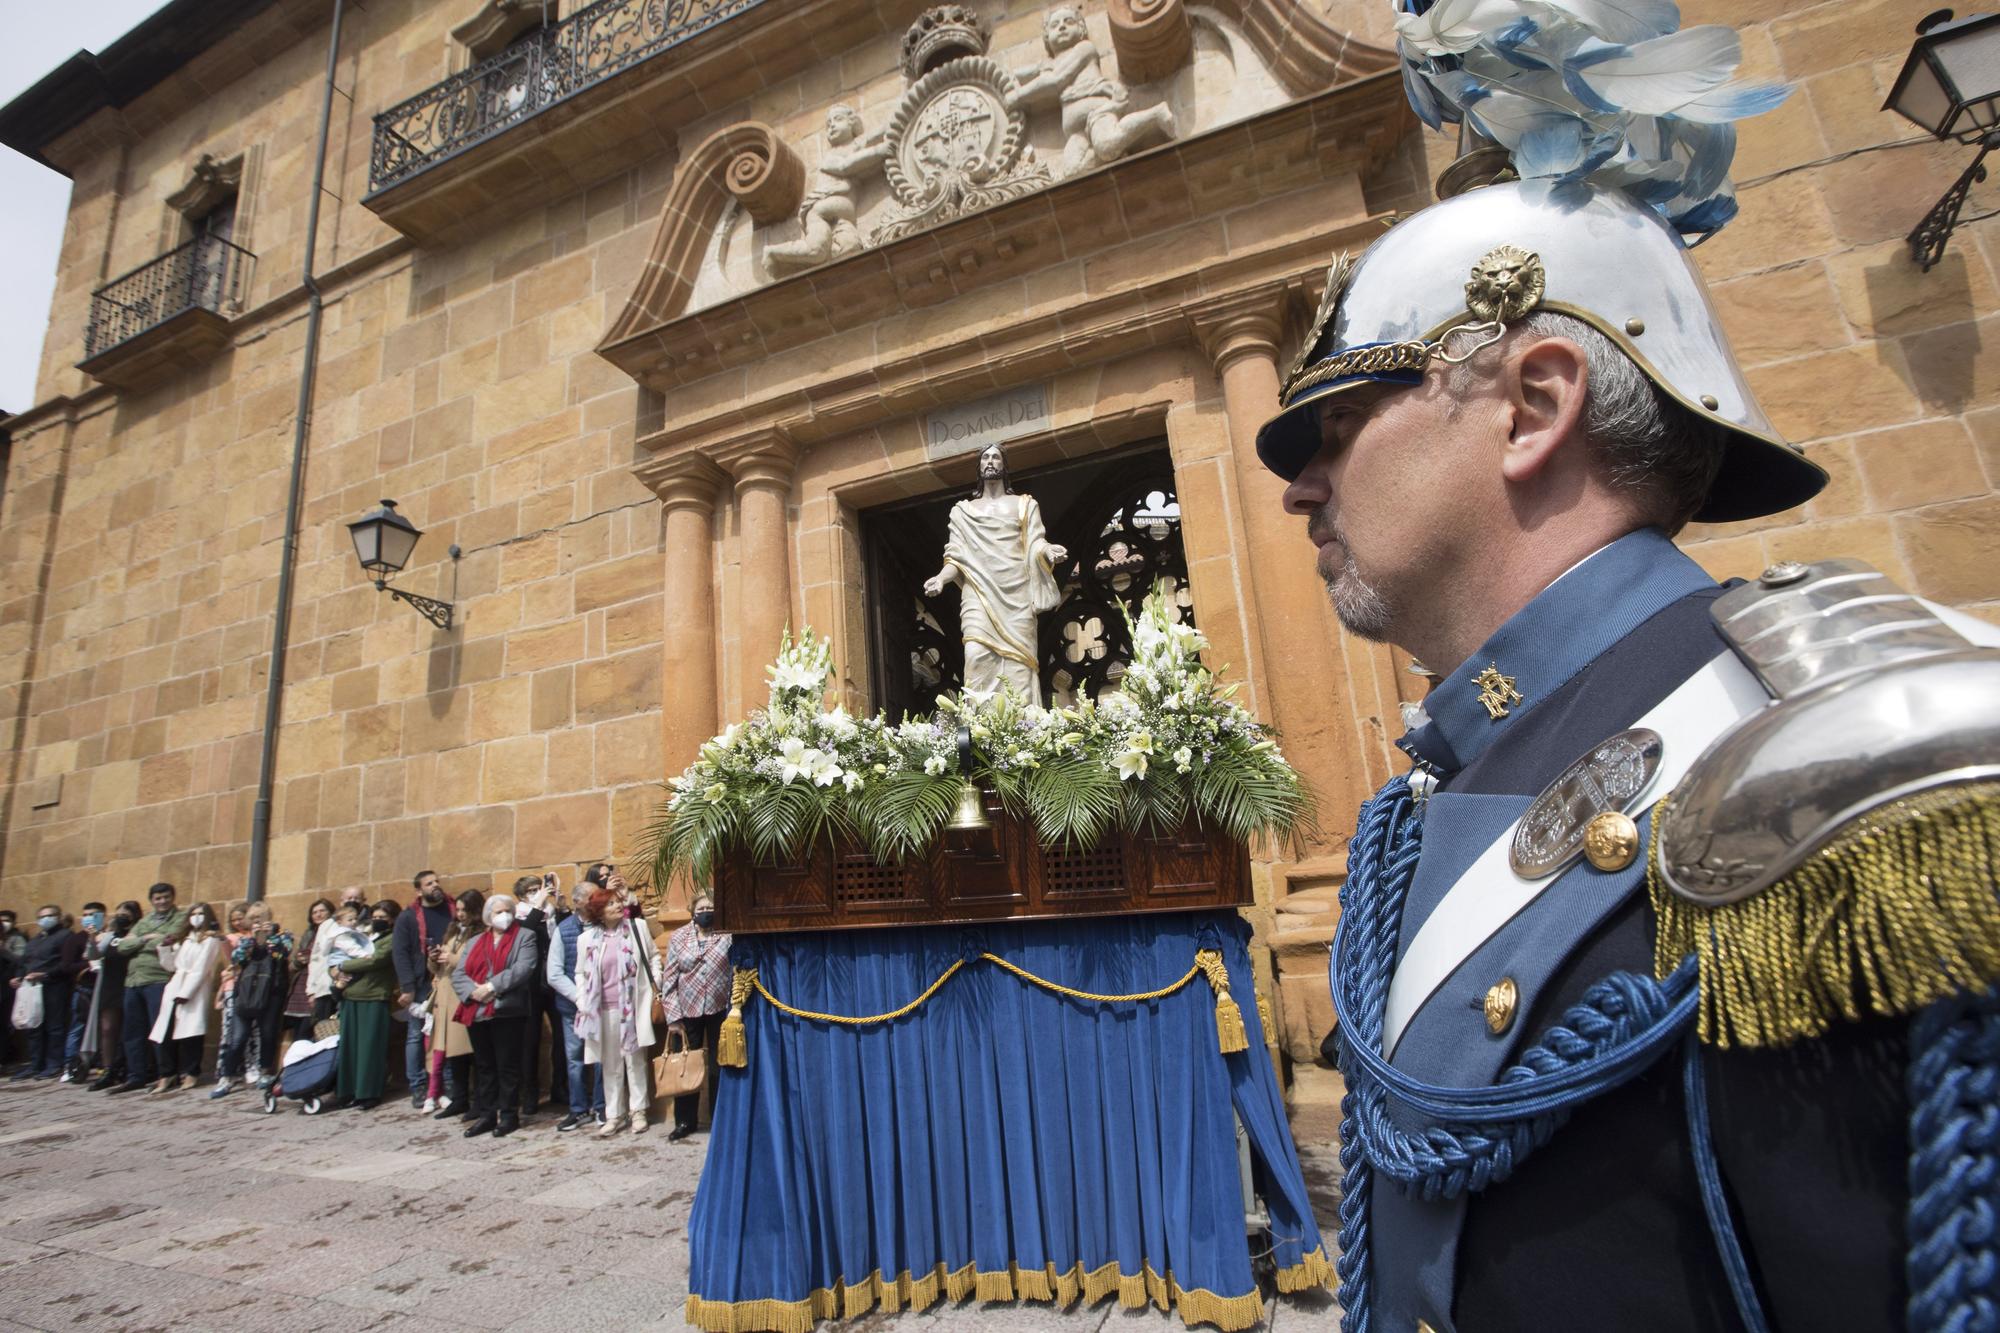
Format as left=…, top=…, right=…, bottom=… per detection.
left=850, top=771, right=963, bottom=863
left=1024, top=756, right=1123, bottom=849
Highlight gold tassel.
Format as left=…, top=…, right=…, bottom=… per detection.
left=1651, top=783, right=2000, bottom=1049
left=717, top=968, right=757, bottom=1069
left=1195, top=949, right=1250, bottom=1054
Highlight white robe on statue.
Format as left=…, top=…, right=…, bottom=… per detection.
left=943, top=493, right=1063, bottom=704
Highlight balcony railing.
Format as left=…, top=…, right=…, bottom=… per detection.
left=368, top=0, right=762, bottom=196
left=84, top=235, right=252, bottom=360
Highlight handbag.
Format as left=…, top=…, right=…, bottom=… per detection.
left=11, top=980, right=43, bottom=1030
left=653, top=1026, right=706, bottom=1098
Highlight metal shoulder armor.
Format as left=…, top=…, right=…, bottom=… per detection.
left=1651, top=559, right=2000, bottom=1047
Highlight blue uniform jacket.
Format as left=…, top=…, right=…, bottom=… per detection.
left=1364, top=529, right=1907, bottom=1331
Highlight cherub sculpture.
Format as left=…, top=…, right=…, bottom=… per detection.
left=764, top=104, right=891, bottom=274
left=1006, top=6, right=1174, bottom=176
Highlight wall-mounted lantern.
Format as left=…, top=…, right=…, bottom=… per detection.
left=1886, top=9, right=2000, bottom=269
left=347, top=498, right=458, bottom=629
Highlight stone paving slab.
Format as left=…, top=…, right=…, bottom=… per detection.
left=0, top=1077, right=1342, bottom=1331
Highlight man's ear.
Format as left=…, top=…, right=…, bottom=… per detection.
left=1499, top=336, right=1589, bottom=485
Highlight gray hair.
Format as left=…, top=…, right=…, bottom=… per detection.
left=1453, top=311, right=1727, bottom=533
left=483, top=894, right=517, bottom=926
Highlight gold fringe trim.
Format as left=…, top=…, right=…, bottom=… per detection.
left=728, top=949, right=1253, bottom=1067
left=1651, top=783, right=2000, bottom=1049
left=684, top=1248, right=1335, bottom=1333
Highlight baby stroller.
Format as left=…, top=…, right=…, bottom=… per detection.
left=263, top=1020, right=340, bottom=1115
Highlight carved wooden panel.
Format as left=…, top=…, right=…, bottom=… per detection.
left=714, top=803, right=1249, bottom=934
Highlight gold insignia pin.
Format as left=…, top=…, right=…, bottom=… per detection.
left=1474, top=665, right=1522, bottom=720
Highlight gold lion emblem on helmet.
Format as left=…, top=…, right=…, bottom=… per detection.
left=1465, top=245, right=1546, bottom=324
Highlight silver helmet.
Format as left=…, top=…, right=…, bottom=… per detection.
left=1254, top=179, right=1825, bottom=523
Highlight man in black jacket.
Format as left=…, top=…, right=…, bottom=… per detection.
left=11, top=906, right=73, bottom=1080
left=391, top=869, right=453, bottom=1111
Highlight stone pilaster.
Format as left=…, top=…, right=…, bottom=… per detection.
left=642, top=453, right=730, bottom=778
left=713, top=430, right=802, bottom=716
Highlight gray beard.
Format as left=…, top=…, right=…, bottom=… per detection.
left=1325, top=545, right=1395, bottom=642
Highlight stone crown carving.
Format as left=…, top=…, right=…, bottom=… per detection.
left=901, top=5, right=992, bottom=80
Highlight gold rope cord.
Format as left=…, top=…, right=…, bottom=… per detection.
left=683, top=1248, right=1337, bottom=1333
left=1651, top=783, right=2000, bottom=1048
left=750, top=951, right=1214, bottom=1022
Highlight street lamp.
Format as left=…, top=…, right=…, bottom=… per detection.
left=346, top=498, right=458, bottom=629
left=1886, top=9, right=2000, bottom=269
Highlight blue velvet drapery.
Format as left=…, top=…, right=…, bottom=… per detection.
left=685, top=910, right=1331, bottom=1331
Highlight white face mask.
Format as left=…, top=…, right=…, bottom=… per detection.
left=491, top=911, right=514, bottom=932
left=189, top=915, right=207, bottom=928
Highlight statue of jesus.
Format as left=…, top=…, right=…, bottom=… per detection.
left=922, top=443, right=1067, bottom=705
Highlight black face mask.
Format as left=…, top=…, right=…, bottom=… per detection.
left=371, top=918, right=392, bottom=935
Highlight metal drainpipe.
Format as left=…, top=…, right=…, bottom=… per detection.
left=245, top=0, right=345, bottom=902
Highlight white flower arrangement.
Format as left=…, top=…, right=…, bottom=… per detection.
left=645, top=587, right=1314, bottom=889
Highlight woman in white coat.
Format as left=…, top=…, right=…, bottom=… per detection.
left=148, top=901, right=223, bottom=1093
left=571, top=885, right=659, bottom=1137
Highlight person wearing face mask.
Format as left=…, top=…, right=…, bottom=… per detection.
left=426, top=890, right=483, bottom=1119
left=86, top=902, right=140, bottom=1091
left=330, top=900, right=400, bottom=1112
left=60, top=903, right=107, bottom=1081
left=10, top=905, right=74, bottom=1081
left=392, top=870, right=453, bottom=1112
left=569, top=885, right=659, bottom=1137
left=450, top=893, right=540, bottom=1139
left=146, top=902, right=223, bottom=1094
left=658, top=891, right=732, bottom=1142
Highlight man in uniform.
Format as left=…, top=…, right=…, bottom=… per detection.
left=1254, top=25, right=2000, bottom=1333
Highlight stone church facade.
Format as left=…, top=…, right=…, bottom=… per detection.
left=0, top=0, right=1994, bottom=1114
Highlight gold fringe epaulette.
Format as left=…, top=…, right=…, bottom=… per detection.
left=683, top=1248, right=1335, bottom=1333
left=1651, top=783, right=2000, bottom=1048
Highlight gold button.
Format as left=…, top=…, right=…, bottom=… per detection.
left=1699, top=393, right=1720, bottom=411
left=1624, top=317, right=1645, bottom=336
left=1583, top=810, right=1640, bottom=872
left=1483, top=977, right=1518, bottom=1036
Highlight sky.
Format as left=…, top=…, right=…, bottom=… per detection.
left=0, top=1, right=172, bottom=415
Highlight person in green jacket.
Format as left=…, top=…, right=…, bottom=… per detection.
left=105, top=883, right=189, bottom=1095
left=331, top=899, right=401, bottom=1111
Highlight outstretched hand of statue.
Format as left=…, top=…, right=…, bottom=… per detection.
left=1043, top=543, right=1067, bottom=567
left=923, top=566, right=957, bottom=599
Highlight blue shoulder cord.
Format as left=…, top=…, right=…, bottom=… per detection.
left=1330, top=774, right=1769, bottom=1332
left=1334, top=772, right=2000, bottom=1333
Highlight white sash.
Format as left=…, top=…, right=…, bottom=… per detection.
left=1381, top=650, right=1770, bottom=1058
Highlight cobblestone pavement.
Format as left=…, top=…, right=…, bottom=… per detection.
left=0, top=1078, right=1341, bottom=1332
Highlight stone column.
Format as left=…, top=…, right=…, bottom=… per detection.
left=1190, top=290, right=1378, bottom=842
left=645, top=454, right=729, bottom=777
left=715, top=430, right=801, bottom=715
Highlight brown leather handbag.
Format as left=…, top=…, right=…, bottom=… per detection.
left=652, top=1027, right=705, bottom=1121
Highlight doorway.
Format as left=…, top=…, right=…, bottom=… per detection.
left=860, top=442, right=1195, bottom=719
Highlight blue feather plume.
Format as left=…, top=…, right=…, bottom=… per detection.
left=1393, top=0, right=1787, bottom=238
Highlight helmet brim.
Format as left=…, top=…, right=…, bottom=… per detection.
left=1253, top=372, right=1828, bottom=525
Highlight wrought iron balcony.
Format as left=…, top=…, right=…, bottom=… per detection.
left=79, top=235, right=252, bottom=389
left=85, top=234, right=251, bottom=359
left=368, top=0, right=759, bottom=196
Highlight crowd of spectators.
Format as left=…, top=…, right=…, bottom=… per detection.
left=0, top=865, right=733, bottom=1142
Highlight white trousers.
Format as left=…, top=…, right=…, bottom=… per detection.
left=598, top=1007, right=650, bottom=1122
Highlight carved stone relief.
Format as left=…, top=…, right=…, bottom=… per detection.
left=751, top=3, right=1183, bottom=272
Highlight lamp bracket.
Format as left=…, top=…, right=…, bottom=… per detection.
left=1911, top=132, right=2000, bottom=271
left=384, top=585, right=455, bottom=630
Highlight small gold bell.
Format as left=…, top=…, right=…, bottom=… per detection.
left=947, top=779, right=991, bottom=832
